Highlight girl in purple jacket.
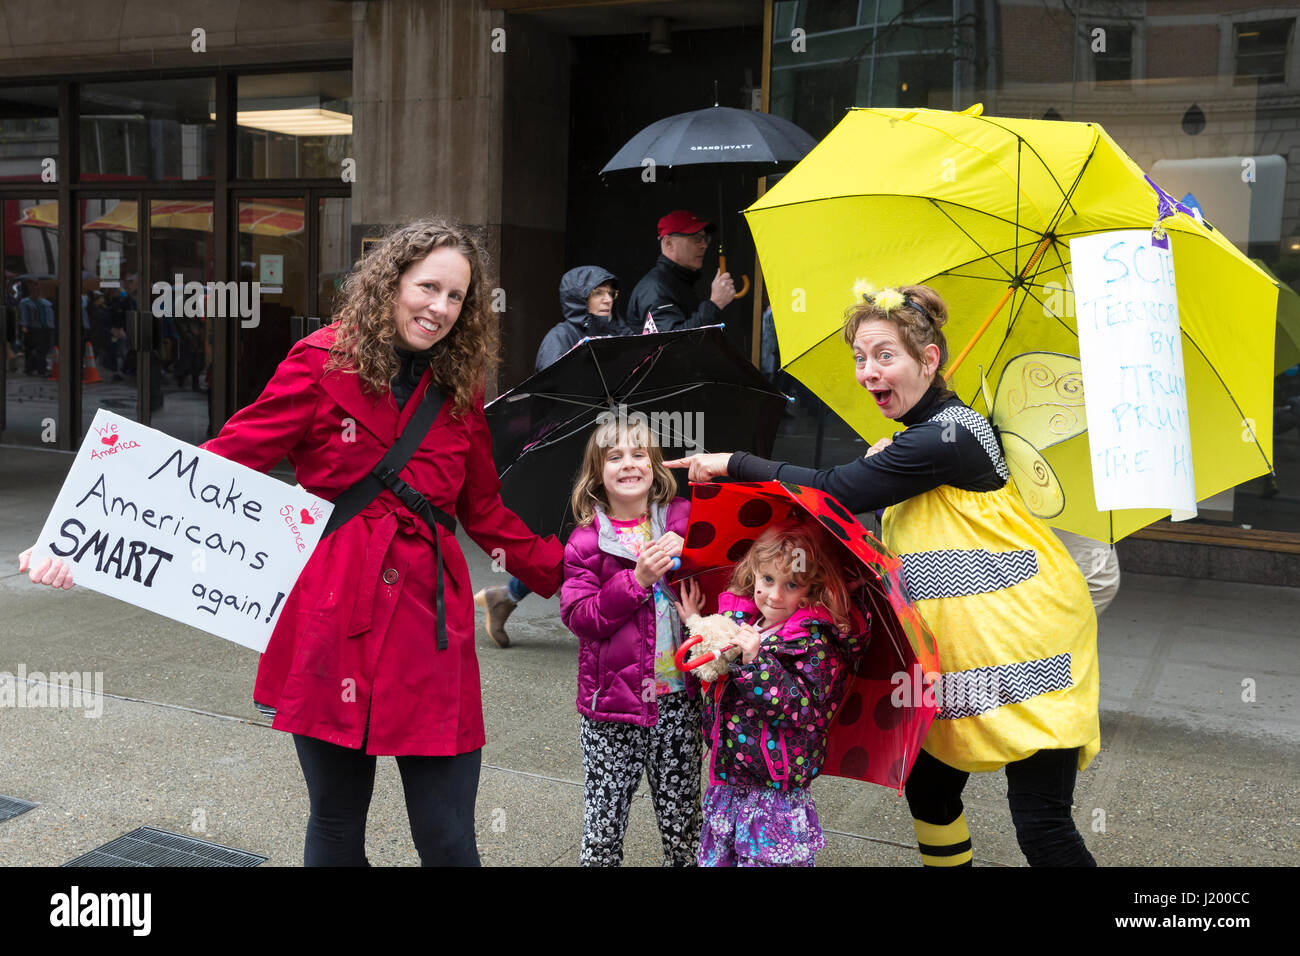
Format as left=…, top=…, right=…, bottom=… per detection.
left=560, top=414, right=701, bottom=866
left=679, top=519, right=864, bottom=866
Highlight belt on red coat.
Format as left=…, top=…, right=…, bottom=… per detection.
left=347, top=482, right=457, bottom=650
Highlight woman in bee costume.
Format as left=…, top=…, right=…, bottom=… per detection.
left=666, top=285, right=1098, bottom=867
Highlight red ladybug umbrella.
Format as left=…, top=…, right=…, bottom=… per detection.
left=675, top=479, right=941, bottom=793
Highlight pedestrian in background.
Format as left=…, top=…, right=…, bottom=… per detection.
left=475, top=264, right=620, bottom=647
left=625, top=210, right=735, bottom=334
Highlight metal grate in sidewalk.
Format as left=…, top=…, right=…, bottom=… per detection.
left=61, top=826, right=266, bottom=867
left=0, top=795, right=38, bottom=823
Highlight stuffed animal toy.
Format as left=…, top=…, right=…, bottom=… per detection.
left=680, top=613, right=744, bottom=682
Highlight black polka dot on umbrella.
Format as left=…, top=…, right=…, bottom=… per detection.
left=888, top=757, right=905, bottom=787
left=839, top=746, right=870, bottom=778
left=726, top=538, right=755, bottom=561
left=733, top=482, right=763, bottom=488
left=817, top=514, right=850, bottom=541
left=685, top=522, right=716, bottom=549
left=693, top=484, right=721, bottom=500
left=737, top=499, right=773, bottom=528
left=780, top=481, right=804, bottom=496
left=823, top=496, right=855, bottom=525
left=874, top=691, right=906, bottom=729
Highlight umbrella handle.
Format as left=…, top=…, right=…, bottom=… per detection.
left=674, top=634, right=737, bottom=672
left=718, top=252, right=751, bottom=299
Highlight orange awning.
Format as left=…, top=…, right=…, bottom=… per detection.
left=17, top=200, right=305, bottom=237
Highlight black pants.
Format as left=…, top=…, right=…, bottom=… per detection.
left=293, top=734, right=482, bottom=867
left=905, top=747, right=1096, bottom=867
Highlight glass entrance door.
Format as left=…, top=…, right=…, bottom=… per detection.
left=77, top=195, right=214, bottom=446
left=2, top=197, right=62, bottom=446
left=147, top=197, right=215, bottom=446
left=78, top=196, right=141, bottom=434
left=235, top=196, right=308, bottom=410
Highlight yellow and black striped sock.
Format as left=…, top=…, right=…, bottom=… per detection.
left=912, top=814, right=973, bottom=867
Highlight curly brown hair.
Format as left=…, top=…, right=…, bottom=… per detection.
left=326, top=217, right=498, bottom=414
left=842, top=284, right=953, bottom=395
left=727, top=518, right=852, bottom=633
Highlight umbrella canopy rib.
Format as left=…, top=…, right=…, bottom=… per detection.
left=974, top=115, right=1088, bottom=221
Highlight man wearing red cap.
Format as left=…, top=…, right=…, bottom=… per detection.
left=624, top=210, right=736, bottom=334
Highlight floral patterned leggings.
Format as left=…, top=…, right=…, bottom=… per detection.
left=579, top=692, right=703, bottom=866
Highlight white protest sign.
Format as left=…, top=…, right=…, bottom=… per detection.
left=29, top=410, right=333, bottom=652
left=1070, top=230, right=1196, bottom=519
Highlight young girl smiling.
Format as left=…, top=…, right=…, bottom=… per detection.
left=560, top=414, right=700, bottom=866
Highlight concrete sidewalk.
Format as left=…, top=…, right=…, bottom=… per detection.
left=1, top=445, right=1297, bottom=866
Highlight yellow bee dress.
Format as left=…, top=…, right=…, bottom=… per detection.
left=883, top=403, right=1099, bottom=773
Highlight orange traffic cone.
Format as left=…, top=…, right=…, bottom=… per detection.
left=82, top=342, right=101, bottom=384
left=50, top=346, right=59, bottom=378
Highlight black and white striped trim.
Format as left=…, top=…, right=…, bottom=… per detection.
left=930, top=406, right=1010, bottom=481
left=935, top=653, right=1073, bottom=720
left=899, top=548, right=1039, bottom=600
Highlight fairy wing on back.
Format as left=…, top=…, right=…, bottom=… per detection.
left=993, top=352, right=1086, bottom=449
left=987, top=353, right=1087, bottom=520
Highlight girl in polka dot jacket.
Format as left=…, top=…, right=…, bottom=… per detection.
left=676, top=518, right=867, bottom=866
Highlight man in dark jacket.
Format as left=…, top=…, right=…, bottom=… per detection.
left=624, top=209, right=736, bottom=334
left=533, top=265, right=619, bottom=372
left=474, top=265, right=620, bottom=648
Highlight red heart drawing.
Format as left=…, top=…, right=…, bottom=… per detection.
left=102, top=434, right=119, bottom=446
left=299, top=508, right=315, bottom=525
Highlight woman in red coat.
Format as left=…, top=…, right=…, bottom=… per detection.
left=21, top=218, right=563, bottom=866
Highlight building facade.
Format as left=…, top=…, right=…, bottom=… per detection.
left=2, top=0, right=1297, bottom=581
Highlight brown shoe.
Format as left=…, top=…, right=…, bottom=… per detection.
left=473, top=586, right=517, bottom=648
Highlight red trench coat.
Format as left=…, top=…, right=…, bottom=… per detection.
left=202, top=327, right=562, bottom=755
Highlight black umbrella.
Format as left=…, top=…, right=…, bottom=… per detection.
left=486, top=325, right=788, bottom=538
left=600, top=96, right=817, bottom=299
left=599, top=104, right=816, bottom=174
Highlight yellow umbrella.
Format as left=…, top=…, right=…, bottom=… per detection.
left=745, top=104, right=1279, bottom=542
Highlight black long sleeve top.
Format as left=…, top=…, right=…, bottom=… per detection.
left=391, top=348, right=432, bottom=411
left=728, top=386, right=1009, bottom=514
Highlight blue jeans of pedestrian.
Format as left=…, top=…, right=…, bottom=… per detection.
left=506, top=576, right=531, bottom=602
left=904, top=747, right=1096, bottom=866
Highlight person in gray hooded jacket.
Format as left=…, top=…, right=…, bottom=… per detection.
left=475, top=265, right=621, bottom=646
left=533, top=265, right=620, bottom=372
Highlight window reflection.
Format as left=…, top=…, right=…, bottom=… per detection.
left=0, top=87, right=58, bottom=182
left=237, top=71, right=352, bottom=179
left=79, top=78, right=215, bottom=181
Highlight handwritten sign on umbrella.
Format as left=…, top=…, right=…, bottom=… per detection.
left=28, top=410, right=332, bottom=652
left=1071, top=230, right=1197, bottom=519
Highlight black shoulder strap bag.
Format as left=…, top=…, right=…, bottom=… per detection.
left=322, top=382, right=456, bottom=650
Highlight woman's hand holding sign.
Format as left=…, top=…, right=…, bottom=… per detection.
left=18, top=548, right=74, bottom=589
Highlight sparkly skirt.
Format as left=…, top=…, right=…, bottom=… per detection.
left=698, top=783, right=824, bottom=867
